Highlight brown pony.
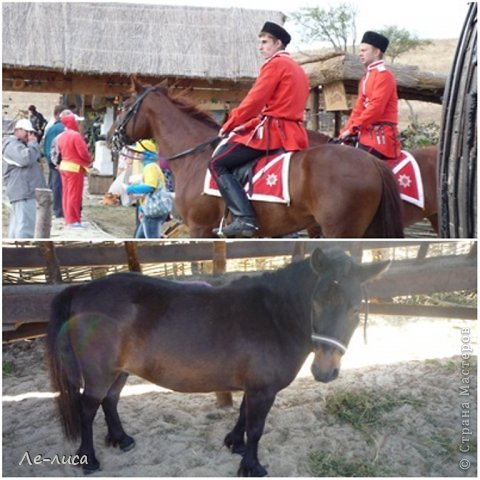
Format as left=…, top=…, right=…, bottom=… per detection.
left=111, top=79, right=404, bottom=238
left=307, top=130, right=439, bottom=233
left=46, top=248, right=390, bottom=476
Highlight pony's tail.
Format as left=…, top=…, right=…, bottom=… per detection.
left=46, top=285, right=83, bottom=441
left=373, top=160, right=405, bottom=237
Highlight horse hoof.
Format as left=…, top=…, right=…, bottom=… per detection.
left=120, top=437, right=136, bottom=452
left=105, top=434, right=135, bottom=452
left=237, top=463, right=268, bottom=477
left=224, top=433, right=246, bottom=456
left=82, top=460, right=100, bottom=475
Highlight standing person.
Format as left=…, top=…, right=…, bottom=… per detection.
left=2, top=119, right=47, bottom=238
left=56, top=114, right=92, bottom=227
left=209, top=21, right=310, bottom=238
left=339, top=31, right=401, bottom=160
left=126, top=142, right=169, bottom=238
left=28, top=105, right=48, bottom=142
left=43, top=104, right=66, bottom=218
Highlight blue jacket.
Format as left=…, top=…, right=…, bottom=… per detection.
left=43, top=120, right=65, bottom=163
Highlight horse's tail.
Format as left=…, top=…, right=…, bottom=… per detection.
left=371, top=160, right=405, bottom=238
left=46, top=285, right=83, bottom=440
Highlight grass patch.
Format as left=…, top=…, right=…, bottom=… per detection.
left=307, top=451, right=389, bottom=477
left=3, top=361, right=15, bottom=376
left=424, top=358, right=457, bottom=373
left=325, top=389, right=422, bottom=430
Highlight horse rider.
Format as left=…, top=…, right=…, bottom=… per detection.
left=339, top=31, right=401, bottom=160
left=209, top=21, right=310, bottom=238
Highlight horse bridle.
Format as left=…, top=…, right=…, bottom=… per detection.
left=310, top=284, right=369, bottom=355
left=111, top=86, right=157, bottom=153
left=112, top=86, right=220, bottom=159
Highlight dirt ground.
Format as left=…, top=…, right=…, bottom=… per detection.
left=2, top=189, right=437, bottom=240
left=3, top=315, right=477, bottom=477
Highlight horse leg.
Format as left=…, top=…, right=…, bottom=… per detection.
left=224, top=395, right=246, bottom=455
left=216, top=391, right=233, bottom=407
left=76, top=393, right=103, bottom=473
left=237, top=390, right=276, bottom=477
left=102, top=372, right=135, bottom=452
left=427, top=213, right=439, bottom=234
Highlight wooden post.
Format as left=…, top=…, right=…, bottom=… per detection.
left=212, top=241, right=227, bottom=275
left=212, top=240, right=233, bottom=408
left=38, top=241, right=62, bottom=283
left=34, top=188, right=53, bottom=238
left=334, top=111, right=342, bottom=137
left=292, top=241, right=306, bottom=261
left=124, top=241, right=142, bottom=272
left=309, top=87, right=320, bottom=131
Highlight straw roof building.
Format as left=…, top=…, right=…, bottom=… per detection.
left=3, top=2, right=285, bottom=106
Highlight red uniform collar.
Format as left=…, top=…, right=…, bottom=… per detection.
left=264, top=50, right=290, bottom=64
left=367, top=60, right=385, bottom=71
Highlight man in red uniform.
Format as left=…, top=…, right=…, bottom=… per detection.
left=57, top=114, right=92, bottom=227
left=209, top=21, right=310, bottom=238
left=340, top=31, right=401, bottom=160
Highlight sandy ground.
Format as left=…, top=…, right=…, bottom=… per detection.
left=3, top=315, right=477, bottom=477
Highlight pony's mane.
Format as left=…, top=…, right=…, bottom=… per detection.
left=164, top=88, right=220, bottom=130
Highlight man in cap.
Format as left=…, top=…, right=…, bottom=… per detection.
left=340, top=31, right=401, bottom=160
left=2, top=119, right=47, bottom=238
left=209, top=21, right=310, bottom=238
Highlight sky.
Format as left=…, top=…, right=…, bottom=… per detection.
left=120, top=0, right=469, bottom=47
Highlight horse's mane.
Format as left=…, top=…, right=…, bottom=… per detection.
left=160, top=85, right=220, bottom=130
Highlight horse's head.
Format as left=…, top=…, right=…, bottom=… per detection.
left=109, top=78, right=167, bottom=152
left=308, top=248, right=390, bottom=383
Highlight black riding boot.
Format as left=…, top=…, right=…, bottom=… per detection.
left=213, top=174, right=257, bottom=238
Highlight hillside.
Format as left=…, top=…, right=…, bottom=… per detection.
left=395, top=39, right=457, bottom=128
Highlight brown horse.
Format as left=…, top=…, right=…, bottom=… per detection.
left=111, top=79, right=404, bottom=238
left=46, top=247, right=390, bottom=476
left=307, top=130, right=439, bottom=233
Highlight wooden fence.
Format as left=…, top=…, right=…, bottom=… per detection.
left=2, top=240, right=477, bottom=342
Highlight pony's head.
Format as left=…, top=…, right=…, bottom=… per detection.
left=308, top=248, right=390, bottom=383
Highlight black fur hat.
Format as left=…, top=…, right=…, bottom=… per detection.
left=361, top=31, right=389, bottom=52
left=260, top=21, right=291, bottom=46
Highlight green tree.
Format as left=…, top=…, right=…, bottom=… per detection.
left=378, top=26, right=432, bottom=63
left=290, top=3, right=358, bottom=53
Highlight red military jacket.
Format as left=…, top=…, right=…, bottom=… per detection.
left=222, top=51, right=310, bottom=151
left=342, top=60, right=401, bottom=159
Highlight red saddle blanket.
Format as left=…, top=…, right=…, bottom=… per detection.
left=387, top=151, right=424, bottom=209
left=203, top=152, right=292, bottom=204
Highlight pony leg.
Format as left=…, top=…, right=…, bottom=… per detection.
left=237, top=390, right=276, bottom=477
left=76, top=393, right=102, bottom=473
left=102, top=372, right=135, bottom=452
left=224, top=395, right=246, bottom=455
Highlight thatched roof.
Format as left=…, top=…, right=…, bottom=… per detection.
left=2, top=2, right=285, bottom=81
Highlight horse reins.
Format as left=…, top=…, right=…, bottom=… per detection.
left=113, top=86, right=221, bottom=160
left=166, top=136, right=221, bottom=161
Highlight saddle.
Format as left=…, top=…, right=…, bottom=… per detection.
left=204, top=150, right=293, bottom=204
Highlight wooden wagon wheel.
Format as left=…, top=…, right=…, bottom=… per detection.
left=438, top=2, right=477, bottom=238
